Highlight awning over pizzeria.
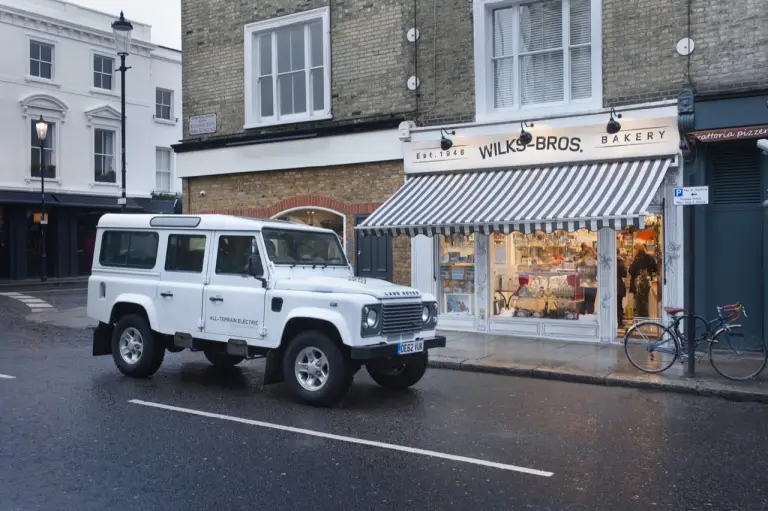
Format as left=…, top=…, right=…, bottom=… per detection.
left=356, top=158, right=673, bottom=237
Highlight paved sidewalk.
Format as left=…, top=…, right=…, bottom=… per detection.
left=431, top=331, right=768, bottom=403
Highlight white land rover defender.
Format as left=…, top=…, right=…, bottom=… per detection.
left=87, top=214, right=445, bottom=406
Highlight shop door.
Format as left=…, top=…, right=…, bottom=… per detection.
left=25, top=208, right=56, bottom=279
left=706, top=142, right=763, bottom=335
left=0, top=207, right=9, bottom=279
left=354, top=215, right=393, bottom=282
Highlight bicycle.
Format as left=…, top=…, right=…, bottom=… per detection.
left=623, top=302, right=768, bottom=381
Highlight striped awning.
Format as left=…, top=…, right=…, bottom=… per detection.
left=357, top=158, right=673, bottom=236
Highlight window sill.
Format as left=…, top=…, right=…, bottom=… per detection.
left=25, top=177, right=60, bottom=185
left=153, top=118, right=177, bottom=126
left=243, top=112, right=333, bottom=130
left=89, top=87, right=119, bottom=98
left=25, top=75, right=61, bottom=88
left=90, top=181, right=120, bottom=188
left=475, top=100, right=602, bottom=125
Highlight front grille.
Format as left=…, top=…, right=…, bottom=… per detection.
left=381, top=302, right=423, bottom=335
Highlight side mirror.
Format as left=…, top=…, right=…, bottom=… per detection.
left=248, top=254, right=264, bottom=278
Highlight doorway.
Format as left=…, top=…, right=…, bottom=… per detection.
left=25, top=207, right=56, bottom=278
left=274, top=207, right=346, bottom=248
left=705, top=141, right=764, bottom=336
left=354, top=215, right=393, bottom=282
left=617, top=215, right=663, bottom=336
left=0, top=207, right=9, bottom=279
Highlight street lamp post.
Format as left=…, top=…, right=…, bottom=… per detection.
left=35, top=115, right=48, bottom=282
left=111, top=11, right=133, bottom=213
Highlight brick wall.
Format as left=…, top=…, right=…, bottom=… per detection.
left=408, top=0, right=476, bottom=127
left=603, top=0, right=768, bottom=107
left=184, top=161, right=411, bottom=286
left=181, top=0, right=415, bottom=140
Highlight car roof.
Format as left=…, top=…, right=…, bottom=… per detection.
left=96, top=213, right=336, bottom=234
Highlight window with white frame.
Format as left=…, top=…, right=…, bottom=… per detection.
left=94, top=128, right=116, bottom=183
left=156, top=88, right=173, bottom=120
left=244, top=8, right=331, bottom=127
left=93, top=55, right=114, bottom=90
left=30, top=40, right=53, bottom=79
left=155, top=148, right=172, bottom=192
left=30, top=119, right=55, bottom=179
left=476, top=0, right=600, bottom=119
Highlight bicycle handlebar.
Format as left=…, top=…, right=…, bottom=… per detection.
left=716, top=302, right=745, bottom=319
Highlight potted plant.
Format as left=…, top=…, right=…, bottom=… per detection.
left=30, top=163, right=40, bottom=175
left=45, top=164, right=56, bottom=177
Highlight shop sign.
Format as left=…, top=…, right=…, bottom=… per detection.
left=689, top=125, right=768, bottom=143
left=404, top=117, right=679, bottom=174
left=188, top=113, right=217, bottom=136
left=673, top=186, right=709, bottom=206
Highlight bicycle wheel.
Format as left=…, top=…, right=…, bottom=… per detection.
left=708, top=325, right=768, bottom=381
left=624, top=320, right=679, bottom=373
left=678, top=314, right=711, bottom=344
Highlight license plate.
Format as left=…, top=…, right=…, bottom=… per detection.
left=397, top=340, right=424, bottom=355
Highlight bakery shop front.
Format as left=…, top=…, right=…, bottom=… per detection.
left=358, top=108, right=684, bottom=342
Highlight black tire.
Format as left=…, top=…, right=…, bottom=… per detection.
left=366, top=352, right=428, bottom=390
left=623, top=320, right=678, bottom=374
left=204, top=350, right=245, bottom=368
left=708, top=325, right=768, bottom=381
left=282, top=330, right=353, bottom=407
left=111, top=314, right=165, bottom=378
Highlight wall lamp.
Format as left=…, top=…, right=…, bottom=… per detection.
left=519, top=121, right=534, bottom=146
left=606, top=107, right=622, bottom=134
left=440, top=128, right=455, bottom=151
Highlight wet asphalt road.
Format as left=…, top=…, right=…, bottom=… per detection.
left=2, top=287, right=768, bottom=510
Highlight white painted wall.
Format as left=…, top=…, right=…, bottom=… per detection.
left=176, top=129, right=403, bottom=179
left=0, top=0, right=182, bottom=199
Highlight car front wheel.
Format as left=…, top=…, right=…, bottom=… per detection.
left=366, top=352, right=428, bottom=390
left=283, top=331, right=353, bottom=407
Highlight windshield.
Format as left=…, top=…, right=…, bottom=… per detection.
left=262, top=228, right=347, bottom=266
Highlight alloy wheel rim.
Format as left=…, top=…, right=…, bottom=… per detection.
left=295, top=346, right=330, bottom=391
left=119, top=327, right=144, bottom=365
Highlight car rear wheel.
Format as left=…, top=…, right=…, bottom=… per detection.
left=111, top=314, right=165, bottom=378
left=204, top=350, right=245, bottom=368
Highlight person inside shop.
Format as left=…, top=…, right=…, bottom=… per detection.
left=629, top=243, right=658, bottom=318
left=575, top=243, right=597, bottom=315
left=617, top=250, right=627, bottom=328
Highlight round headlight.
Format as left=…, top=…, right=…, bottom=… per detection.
left=366, top=309, right=378, bottom=328
left=422, top=305, right=430, bottom=323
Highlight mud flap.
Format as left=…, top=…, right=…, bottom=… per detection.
left=92, top=322, right=113, bottom=356
left=263, top=349, right=284, bottom=385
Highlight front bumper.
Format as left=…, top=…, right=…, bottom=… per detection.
left=349, top=336, right=446, bottom=360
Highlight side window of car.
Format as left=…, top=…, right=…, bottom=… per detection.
left=215, top=235, right=257, bottom=275
left=165, top=234, right=207, bottom=273
left=99, top=230, right=159, bottom=269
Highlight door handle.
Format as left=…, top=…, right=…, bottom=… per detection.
left=209, top=296, right=224, bottom=303
left=160, top=292, right=173, bottom=298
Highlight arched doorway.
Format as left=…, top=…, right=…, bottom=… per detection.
left=272, top=207, right=346, bottom=249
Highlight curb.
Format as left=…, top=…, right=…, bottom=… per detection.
left=0, top=277, right=88, bottom=289
left=428, top=359, right=768, bottom=404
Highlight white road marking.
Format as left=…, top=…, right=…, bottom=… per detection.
left=129, top=399, right=554, bottom=477
left=0, top=292, right=57, bottom=312
left=0, top=374, right=16, bottom=379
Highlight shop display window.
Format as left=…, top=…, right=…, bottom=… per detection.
left=617, top=215, right=663, bottom=334
left=491, top=230, right=598, bottom=321
left=439, top=234, right=475, bottom=316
